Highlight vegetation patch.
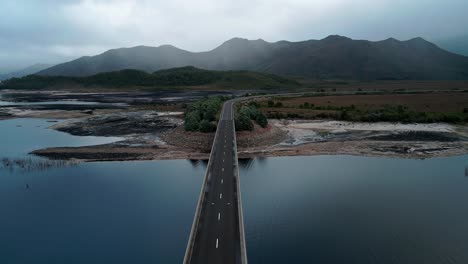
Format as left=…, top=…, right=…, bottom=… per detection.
left=235, top=102, right=269, bottom=131
left=0, top=66, right=300, bottom=90
left=257, top=93, right=468, bottom=124
left=184, top=96, right=226, bottom=132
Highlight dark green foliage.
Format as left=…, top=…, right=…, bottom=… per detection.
left=235, top=107, right=254, bottom=131
left=274, top=102, right=283, bottom=107
left=299, top=102, right=315, bottom=109
left=264, top=99, right=468, bottom=124
left=336, top=104, right=468, bottom=123
left=184, top=96, right=224, bottom=132
left=255, top=113, right=268, bottom=128
left=199, top=119, right=217, bottom=132
left=1, top=66, right=300, bottom=90
left=235, top=104, right=269, bottom=130
left=184, top=111, right=201, bottom=131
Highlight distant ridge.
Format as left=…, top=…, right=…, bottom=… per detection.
left=38, top=36, right=468, bottom=80
left=0, top=63, right=53, bottom=80
left=2, top=66, right=300, bottom=90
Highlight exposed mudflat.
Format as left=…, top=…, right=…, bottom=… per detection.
left=258, top=119, right=468, bottom=159
left=33, top=118, right=468, bottom=161
left=51, top=111, right=183, bottom=136
left=3, top=90, right=466, bottom=161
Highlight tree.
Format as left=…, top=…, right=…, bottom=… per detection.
left=236, top=107, right=254, bottom=131
left=185, top=111, right=200, bottom=131
left=199, top=119, right=216, bottom=132
left=255, top=112, right=268, bottom=128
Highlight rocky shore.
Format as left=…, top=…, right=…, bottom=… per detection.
left=32, top=117, right=468, bottom=161
left=5, top=90, right=466, bottom=162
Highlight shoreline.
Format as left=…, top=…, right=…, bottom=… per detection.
left=31, top=119, right=468, bottom=162
left=31, top=141, right=468, bottom=162
left=2, top=90, right=467, bottom=162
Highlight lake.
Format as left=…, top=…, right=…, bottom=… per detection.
left=1, top=117, right=468, bottom=263
left=240, top=155, right=468, bottom=264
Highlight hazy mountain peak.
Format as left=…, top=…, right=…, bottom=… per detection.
left=406, top=37, right=431, bottom=44
left=37, top=36, right=468, bottom=80
left=219, top=37, right=269, bottom=47
left=157, top=44, right=179, bottom=49
left=384, top=37, right=399, bottom=42
left=322, top=35, right=352, bottom=41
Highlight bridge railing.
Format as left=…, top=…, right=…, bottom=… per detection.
left=231, top=101, right=248, bottom=264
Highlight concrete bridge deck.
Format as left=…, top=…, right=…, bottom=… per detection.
left=184, top=100, right=247, bottom=264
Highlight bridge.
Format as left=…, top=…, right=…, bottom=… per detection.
left=184, top=99, right=248, bottom=264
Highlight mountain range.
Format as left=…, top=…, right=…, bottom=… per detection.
left=38, top=35, right=468, bottom=80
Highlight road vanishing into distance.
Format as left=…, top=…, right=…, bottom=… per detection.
left=184, top=100, right=247, bottom=264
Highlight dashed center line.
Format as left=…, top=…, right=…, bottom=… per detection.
left=221, top=179, right=223, bottom=184
left=216, top=238, right=219, bottom=249
left=220, top=193, right=223, bottom=199
left=218, top=212, right=221, bottom=221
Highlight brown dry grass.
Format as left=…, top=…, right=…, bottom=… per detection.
left=296, top=80, right=468, bottom=92
left=271, top=92, right=468, bottom=113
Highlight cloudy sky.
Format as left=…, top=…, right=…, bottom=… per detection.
left=1, top=0, right=467, bottom=72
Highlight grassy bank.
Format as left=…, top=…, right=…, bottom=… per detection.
left=257, top=92, right=468, bottom=124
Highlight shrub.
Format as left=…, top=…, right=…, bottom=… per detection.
left=274, top=102, right=283, bottom=107
left=184, top=111, right=201, bottom=131
left=199, top=119, right=217, bottom=132
left=235, top=107, right=254, bottom=131
left=184, top=96, right=223, bottom=132
left=255, top=112, right=268, bottom=128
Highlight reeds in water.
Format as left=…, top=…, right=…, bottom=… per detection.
left=1, top=157, right=80, bottom=172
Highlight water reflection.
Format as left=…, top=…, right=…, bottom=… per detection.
left=240, top=155, right=468, bottom=264
left=0, top=160, right=205, bottom=264
left=238, top=158, right=255, bottom=170
left=188, top=159, right=208, bottom=168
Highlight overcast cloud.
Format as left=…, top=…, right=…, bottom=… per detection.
left=1, top=0, right=467, bottom=72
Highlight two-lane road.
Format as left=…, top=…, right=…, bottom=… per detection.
left=185, top=100, right=245, bottom=264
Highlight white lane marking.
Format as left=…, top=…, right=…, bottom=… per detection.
left=222, top=159, right=224, bottom=163
left=224, top=152, right=225, bottom=155
left=222, top=168, right=224, bottom=172
left=221, top=179, right=223, bottom=184
left=218, top=212, right=221, bottom=221
left=216, top=238, right=219, bottom=249
left=220, top=193, right=223, bottom=199
left=227, top=202, right=231, bottom=205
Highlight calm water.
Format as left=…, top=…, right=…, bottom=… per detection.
left=240, top=156, right=468, bottom=264
left=0, top=118, right=122, bottom=158
left=1, top=118, right=468, bottom=263
left=0, top=160, right=205, bottom=264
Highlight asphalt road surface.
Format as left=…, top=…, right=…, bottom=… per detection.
left=189, top=100, right=242, bottom=264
